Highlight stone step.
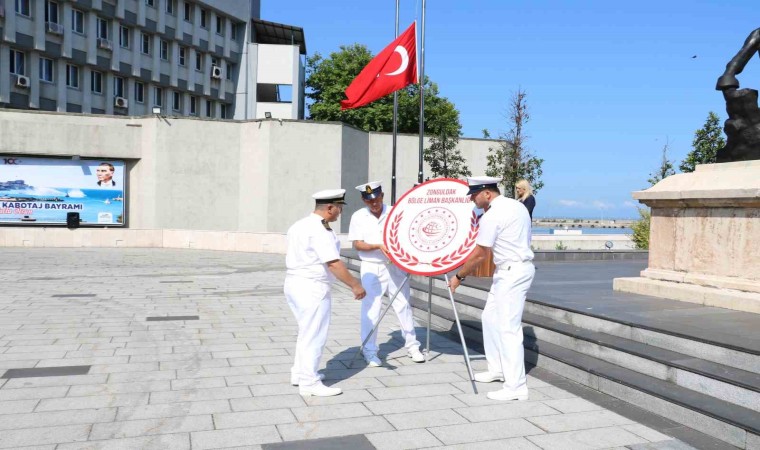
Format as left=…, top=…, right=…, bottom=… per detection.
left=408, top=296, right=760, bottom=449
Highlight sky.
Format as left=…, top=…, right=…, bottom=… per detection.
left=263, top=0, right=760, bottom=219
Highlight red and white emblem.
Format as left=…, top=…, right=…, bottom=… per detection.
left=385, top=179, right=479, bottom=276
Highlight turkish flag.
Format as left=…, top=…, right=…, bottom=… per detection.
left=341, top=22, right=418, bottom=110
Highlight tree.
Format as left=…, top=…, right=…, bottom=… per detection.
left=679, top=111, right=725, bottom=172
left=422, top=97, right=470, bottom=179
left=647, top=140, right=676, bottom=186
left=485, top=89, right=544, bottom=198
left=305, top=44, right=461, bottom=134
left=629, top=208, right=651, bottom=249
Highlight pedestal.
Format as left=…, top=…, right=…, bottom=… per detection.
left=613, top=160, right=760, bottom=313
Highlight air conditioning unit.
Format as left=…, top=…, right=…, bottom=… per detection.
left=46, top=22, right=64, bottom=35
left=15, top=75, right=30, bottom=88
left=114, top=96, right=128, bottom=108
left=97, top=38, right=113, bottom=51
left=211, top=65, right=222, bottom=79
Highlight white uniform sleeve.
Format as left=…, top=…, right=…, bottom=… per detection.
left=311, top=228, right=341, bottom=263
left=347, top=211, right=363, bottom=242
left=475, top=214, right=499, bottom=248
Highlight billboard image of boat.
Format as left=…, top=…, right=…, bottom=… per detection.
left=0, top=156, right=125, bottom=226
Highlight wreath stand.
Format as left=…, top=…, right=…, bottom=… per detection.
left=351, top=269, right=478, bottom=394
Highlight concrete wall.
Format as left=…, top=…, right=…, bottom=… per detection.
left=0, top=109, right=502, bottom=234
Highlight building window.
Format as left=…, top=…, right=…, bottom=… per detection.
left=45, top=1, right=59, bottom=24
left=220, top=104, right=227, bottom=119
left=90, top=71, right=102, bottom=93
left=96, top=17, right=108, bottom=39
left=39, top=58, right=54, bottom=82
left=206, top=99, right=212, bottom=117
left=172, top=92, right=181, bottom=111
left=178, top=47, right=186, bottom=66
left=141, top=33, right=151, bottom=55
left=114, top=77, right=125, bottom=97
left=15, top=0, right=31, bottom=17
left=135, top=82, right=144, bottom=103
left=66, top=64, right=80, bottom=89
left=216, top=16, right=224, bottom=35
left=183, top=2, right=192, bottom=22
left=230, top=23, right=239, bottom=42
left=120, top=26, right=130, bottom=48
left=166, top=0, right=175, bottom=15
left=200, top=9, right=207, bottom=28
left=195, top=53, right=202, bottom=71
left=190, top=96, right=197, bottom=115
left=226, top=62, right=232, bottom=80
left=145, top=0, right=155, bottom=7
left=71, top=9, right=84, bottom=34
left=9, top=50, right=25, bottom=75
left=160, top=40, right=169, bottom=61
left=154, top=87, right=163, bottom=107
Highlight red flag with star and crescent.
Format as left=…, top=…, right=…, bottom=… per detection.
left=340, top=22, right=418, bottom=110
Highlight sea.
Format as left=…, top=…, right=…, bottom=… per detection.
left=532, top=227, right=632, bottom=235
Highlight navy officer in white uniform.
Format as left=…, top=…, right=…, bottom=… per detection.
left=348, top=181, right=424, bottom=366
left=448, top=176, right=535, bottom=401
left=285, top=189, right=366, bottom=397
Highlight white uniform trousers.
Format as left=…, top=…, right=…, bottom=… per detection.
left=482, top=261, right=535, bottom=392
left=284, top=275, right=331, bottom=386
left=360, top=261, right=420, bottom=356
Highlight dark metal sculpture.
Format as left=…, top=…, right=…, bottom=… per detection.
left=715, top=29, right=760, bottom=162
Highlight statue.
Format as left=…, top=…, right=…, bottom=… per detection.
left=715, top=28, right=760, bottom=162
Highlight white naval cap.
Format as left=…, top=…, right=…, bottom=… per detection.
left=355, top=181, right=383, bottom=200
left=312, top=189, right=346, bottom=204
left=466, top=176, right=502, bottom=195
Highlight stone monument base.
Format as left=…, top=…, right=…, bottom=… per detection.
left=613, top=160, right=760, bottom=313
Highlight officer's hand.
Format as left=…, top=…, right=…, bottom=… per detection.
left=448, top=276, right=460, bottom=293
left=352, top=285, right=367, bottom=300
left=378, top=244, right=390, bottom=258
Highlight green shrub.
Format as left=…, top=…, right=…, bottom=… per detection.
left=630, top=208, right=651, bottom=249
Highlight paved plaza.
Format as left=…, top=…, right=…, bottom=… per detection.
left=0, top=248, right=701, bottom=449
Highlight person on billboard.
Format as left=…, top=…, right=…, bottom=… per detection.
left=448, top=176, right=535, bottom=402
left=284, top=189, right=366, bottom=397
left=348, top=181, right=425, bottom=367
left=96, top=162, right=116, bottom=187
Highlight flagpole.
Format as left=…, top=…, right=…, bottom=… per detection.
left=417, top=0, right=426, bottom=184
left=391, top=0, right=400, bottom=204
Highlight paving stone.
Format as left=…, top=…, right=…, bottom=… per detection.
left=36, top=393, right=150, bottom=411
left=623, top=424, right=678, bottom=443
left=68, top=381, right=171, bottom=396
left=89, top=415, right=213, bottom=439
left=0, top=386, right=69, bottom=401
left=0, top=424, right=91, bottom=448
left=383, top=408, right=469, bottom=430
left=230, top=394, right=307, bottom=412
left=116, top=399, right=231, bottom=421
left=2, top=374, right=109, bottom=389
left=427, top=436, right=542, bottom=449
left=368, top=383, right=464, bottom=400
left=365, top=429, right=443, bottom=449
left=541, top=398, right=606, bottom=414
left=291, top=403, right=373, bottom=422
left=277, top=416, right=394, bottom=441
left=149, top=386, right=252, bottom=404
left=0, top=408, right=116, bottom=430
left=191, top=425, right=281, bottom=449
left=526, top=409, right=636, bottom=433
left=378, top=372, right=465, bottom=387
left=455, top=401, right=560, bottom=422
left=627, top=440, right=700, bottom=449
left=107, top=370, right=177, bottom=383
left=57, top=433, right=191, bottom=450
left=428, top=418, right=545, bottom=445
left=0, top=399, right=38, bottom=415
left=526, top=426, right=649, bottom=449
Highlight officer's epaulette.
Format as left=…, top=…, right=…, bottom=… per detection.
left=321, top=219, right=332, bottom=231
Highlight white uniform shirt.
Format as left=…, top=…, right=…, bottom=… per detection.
left=286, top=213, right=341, bottom=282
left=348, top=204, right=388, bottom=263
left=476, top=195, right=534, bottom=265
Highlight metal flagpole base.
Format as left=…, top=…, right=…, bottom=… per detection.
left=444, top=273, right=477, bottom=394
left=351, top=273, right=411, bottom=365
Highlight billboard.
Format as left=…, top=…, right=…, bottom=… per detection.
left=0, top=156, right=126, bottom=226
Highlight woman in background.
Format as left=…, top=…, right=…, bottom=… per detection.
left=515, top=179, right=536, bottom=219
